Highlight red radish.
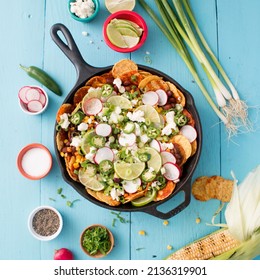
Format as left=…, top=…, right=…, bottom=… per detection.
left=39, top=92, right=46, bottom=106
left=54, top=248, right=74, bottom=260
left=156, top=89, right=168, bottom=106
left=118, top=133, right=136, bottom=147
left=180, top=125, right=197, bottom=142
left=142, top=91, right=159, bottom=106
left=95, top=123, right=112, bottom=137
left=82, top=98, right=103, bottom=115
left=150, top=139, right=162, bottom=152
left=123, top=178, right=141, bottom=193
left=27, top=100, right=43, bottom=112
left=94, top=147, right=114, bottom=164
left=25, top=87, right=41, bottom=102
left=18, top=86, right=30, bottom=104
left=161, top=151, right=176, bottom=164
left=163, top=162, right=180, bottom=181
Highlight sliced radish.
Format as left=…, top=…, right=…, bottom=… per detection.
left=95, top=123, right=112, bottom=137
left=161, top=151, right=176, bottom=164
left=82, top=98, right=103, bottom=115
left=180, top=125, right=197, bottom=142
left=142, top=91, right=159, bottom=106
left=118, top=133, right=136, bottom=147
left=123, top=178, right=141, bottom=194
left=27, top=100, right=43, bottom=112
left=25, top=87, right=40, bottom=102
left=18, top=86, right=30, bottom=104
left=150, top=139, right=161, bottom=152
left=163, top=162, right=180, bottom=181
left=39, top=92, right=46, bottom=106
left=156, top=89, right=168, bottom=106
left=94, top=147, right=114, bottom=164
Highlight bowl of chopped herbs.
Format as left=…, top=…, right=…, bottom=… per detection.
left=80, top=224, right=114, bottom=258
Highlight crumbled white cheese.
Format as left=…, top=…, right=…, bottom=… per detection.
left=109, top=106, right=122, bottom=124
left=85, top=146, right=96, bottom=163
left=70, top=136, right=82, bottom=147
left=110, top=188, right=124, bottom=201
left=127, top=110, right=145, bottom=123
left=82, top=31, right=88, bottom=36
left=78, top=122, right=88, bottom=131
left=162, top=111, right=177, bottom=136
left=161, top=142, right=174, bottom=150
left=140, top=134, right=149, bottom=144
left=87, top=118, right=92, bottom=124
left=102, top=116, right=108, bottom=122
left=131, top=99, right=138, bottom=106
left=113, top=78, right=125, bottom=93
left=70, top=0, right=95, bottom=19
left=160, top=167, right=166, bottom=175
left=59, top=113, right=70, bottom=129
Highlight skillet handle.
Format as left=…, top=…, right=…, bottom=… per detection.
left=50, top=23, right=99, bottom=84
left=144, top=178, right=192, bottom=220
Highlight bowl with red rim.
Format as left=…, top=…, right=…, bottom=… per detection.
left=17, top=143, right=53, bottom=180
left=18, top=85, right=49, bottom=115
left=103, top=10, right=148, bottom=53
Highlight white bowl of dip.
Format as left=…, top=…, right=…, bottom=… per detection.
left=17, top=143, right=52, bottom=180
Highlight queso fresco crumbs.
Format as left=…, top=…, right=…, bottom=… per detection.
left=55, top=59, right=198, bottom=207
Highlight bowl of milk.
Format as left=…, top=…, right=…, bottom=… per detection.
left=17, top=143, right=52, bottom=180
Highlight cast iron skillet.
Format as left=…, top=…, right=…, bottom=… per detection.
left=50, top=23, right=202, bottom=219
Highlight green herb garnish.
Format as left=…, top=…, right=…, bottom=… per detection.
left=82, top=226, right=112, bottom=255
left=111, top=211, right=130, bottom=224
left=49, top=197, right=56, bottom=202
left=57, top=188, right=63, bottom=194
left=66, top=199, right=80, bottom=207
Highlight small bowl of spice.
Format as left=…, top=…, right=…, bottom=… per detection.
left=28, top=206, right=63, bottom=241
left=68, top=0, right=100, bottom=23
left=80, top=224, right=114, bottom=258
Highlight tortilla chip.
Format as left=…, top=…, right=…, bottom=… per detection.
left=123, top=190, right=146, bottom=204
left=138, top=70, right=152, bottom=78
left=96, top=191, right=121, bottom=206
left=112, top=59, right=138, bottom=78
left=138, top=75, right=162, bottom=90
left=56, top=103, right=73, bottom=123
left=190, top=140, right=197, bottom=156
left=166, top=82, right=186, bottom=107
left=192, top=175, right=234, bottom=202
left=85, top=76, right=106, bottom=87
left=56, top=130, right=68, bottom=152
left=86, top=188, right=104, bottom=202
left=73, top=86, right=90, bottom=105
left=144, top=79, right=169, bottom=92
left=155, top=181, right=176, bottom=201
left=171, top=135, right=192, bottom=163
left=64, top=156, right=78, bottom=181
left=192, top=176, right=211, bottom=201
left=119, top=71, right=143, bottom=85
left=182, top=109, right=195, bottom=127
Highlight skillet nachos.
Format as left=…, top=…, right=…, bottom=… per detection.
left=56, top=59, right=198, bottom=207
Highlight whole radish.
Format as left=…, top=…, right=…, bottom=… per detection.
left=54, top=248, right=74, bottom=260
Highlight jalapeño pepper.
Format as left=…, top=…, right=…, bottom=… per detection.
left=147, top=126, right=160, bottom=139
left=101, top=84, right=114, bottom=97
left=70, top=111, right=85, bottom=125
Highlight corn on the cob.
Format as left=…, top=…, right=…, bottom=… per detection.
left=166, top=229, right=240, bottom=260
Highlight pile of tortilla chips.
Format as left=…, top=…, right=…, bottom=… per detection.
left=55, top=59, right=198, bottom=207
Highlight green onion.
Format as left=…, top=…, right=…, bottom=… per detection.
left=138, top=0, right=249, bottom=136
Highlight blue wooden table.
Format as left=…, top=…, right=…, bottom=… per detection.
left=1, top=0, right=259, bottom=260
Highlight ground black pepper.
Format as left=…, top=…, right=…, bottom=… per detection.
left=32, top=208, right=60, bottom=236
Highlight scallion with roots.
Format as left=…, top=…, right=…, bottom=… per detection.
left=138, top=0, right=250, bottom=136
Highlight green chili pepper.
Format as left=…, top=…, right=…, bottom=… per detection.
left=147, top=126, right=160, bottom=139
left=174, top=114, right=188, bottom=127
left=101, top=84, right=114, bottom=97
left=138, top=152, right=151, bottom=162
left=19, top=64, right=62, bottom=96
left=70, top=111, right=85, bottom=125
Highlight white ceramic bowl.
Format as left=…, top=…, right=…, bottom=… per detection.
left=28, top=206, right=63, bottom=241
left=18, top=85, right=49, bottom=115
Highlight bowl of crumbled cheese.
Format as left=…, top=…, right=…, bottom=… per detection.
left=68, top=0, right=100, bottom=22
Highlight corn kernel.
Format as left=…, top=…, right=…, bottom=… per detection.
left=163, top=220, right=169, bottom=226
left=138, top=230, right=146, bottom=236
left=196, top=217, right=201, bottom=224
left=73, top=162, right=80, bottom=169
left=90, top=116, right=95, bottom=120
left=64, top=139, right=68, bottom=144
left=76, top=155, right=82, bottom=163
left=167, top=245, right=173, bottom=250
left=60, top=152, right=65, bottom=157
